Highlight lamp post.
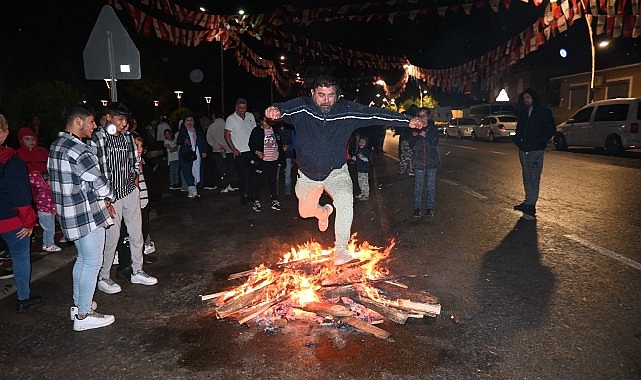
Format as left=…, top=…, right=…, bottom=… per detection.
left=174, top=90, right=183, bottom=108
left=204, top=96, right=212, bottom=115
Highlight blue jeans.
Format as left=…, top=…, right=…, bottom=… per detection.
left=284, top=157, right=293, bottom=195
left=72, top=227, right=105, bottom=315
left=519, top=150, right=545, bottom=206
left=38, top=211, right=55, bottom=246
left=1, top=227, right=32, bottom=300
left=168, top=160, right=180, bottom=186
left=413, top=168, right=437, bottom=210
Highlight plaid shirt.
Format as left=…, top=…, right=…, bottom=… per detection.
left=89, top=126, right=139, bottom=199
left=47, top=132, right=114, bottom=241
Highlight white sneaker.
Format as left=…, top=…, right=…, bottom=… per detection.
left=227, top=185, right=238, bottom=192
left=143, top=242, right=156, bottom=255
left=42, top=244, right=62, bottom=252
left=220, top=187, right=229, bottom=194
left=131, top=270, right=158, bottom=285
left=333, top=248, right=354, bottom=265
left=113, top=253, right=119, bottom=265
left=70, top=300, right=98, bottom=320
left=58, top=236, right=68, bottom=243
left=73, top=310, right=115, bottom=331
left=97, top=278, right=122, bottom=294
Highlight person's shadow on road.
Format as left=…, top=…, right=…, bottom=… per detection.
left=474, top=217, right=556, bottom=346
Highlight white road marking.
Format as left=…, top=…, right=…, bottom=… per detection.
left=440, top=179, right=458, bottom=186
left=452, top=145, right=477, bottom=150
left=564, top=234, right=641, bottom=271
left=465, top=189, right=488, bottom=199
left=491, top=151, right=507, bottom=155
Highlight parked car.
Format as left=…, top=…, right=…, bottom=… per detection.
left=445, top=117, right=478, bottom=139
left=472, top=115, right=518, bottom=142
left=554, top=98, right=641, bottom=155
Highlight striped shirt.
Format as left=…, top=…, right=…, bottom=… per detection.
left=89, top=126, right=138, bottom=201
left=47, top=132, right=114, bottom=241
left=262, top=128, right=279, bottom=162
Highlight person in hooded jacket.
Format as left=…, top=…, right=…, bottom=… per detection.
left=0, top=114, right=41, bottom=312
left=16, top=127, right=61, bottom=252
left=411, top=108, right=441, bottom=218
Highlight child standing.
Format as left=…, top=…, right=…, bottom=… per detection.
left=411, top=107, right=440, bottom=218
left=351, top=136, right=371, bottom=201
left=164, top=129, right=180, bottom=190
left=15, top=127, right=61, bottom=252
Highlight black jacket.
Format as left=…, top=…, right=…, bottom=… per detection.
left=513, top=105, right=556, bottom=152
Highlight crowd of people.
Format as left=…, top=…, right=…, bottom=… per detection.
left=0, top=75, right=552, bottom=331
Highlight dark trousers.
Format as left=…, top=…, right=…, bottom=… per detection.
left=202, top=153, right=217, bottom=187
left=235, top=152, right=254, bottom=200
left=213, top=152, right=233, bottom=189
left=253, top=160, right=279, bottom=202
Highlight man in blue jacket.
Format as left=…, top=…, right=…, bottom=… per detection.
left=512, top=88, right=556, bottom=219
left=265, top=75, right=425, bottom=264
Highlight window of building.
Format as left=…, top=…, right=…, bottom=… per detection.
left=606, top=80, right=630, bottom=99
left=569, top=85, right=589, bottom=108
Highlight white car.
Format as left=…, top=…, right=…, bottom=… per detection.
left=472, top=115, right=518, bottom=142
left=554, top=98, right=641, bottom=155
left=445, top=117, right=478, bottom=139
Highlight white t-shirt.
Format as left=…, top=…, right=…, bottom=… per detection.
left=224, top=112, right=255, bottom=153
left=164, top=138, right=179, bottom=163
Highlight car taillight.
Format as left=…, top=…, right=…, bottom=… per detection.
left=498, top=124, right=505, bottom=129
left=630, top=123, right=639, bottom=133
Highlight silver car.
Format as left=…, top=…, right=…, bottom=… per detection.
left=445, top=117, right=478, bottom=139
left=472, top=115, right=518, bottom=142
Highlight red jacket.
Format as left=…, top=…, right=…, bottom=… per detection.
left=15, top=127, right=49, bottom=173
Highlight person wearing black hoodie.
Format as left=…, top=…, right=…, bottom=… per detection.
left=512, top=88, right=556, bottom=219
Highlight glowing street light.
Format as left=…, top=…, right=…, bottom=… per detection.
left=153, top=100, right=160, bottom=107
left=174, top=90, right=183, bottom=108
left=100, top=99, right=108, bottom=106
left=204, top=96, right=212, bottom=115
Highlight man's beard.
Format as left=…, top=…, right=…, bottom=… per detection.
left=315, top=101, right=335, bottom=114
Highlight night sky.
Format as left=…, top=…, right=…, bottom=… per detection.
left=1, top=0, right=639, bottom=119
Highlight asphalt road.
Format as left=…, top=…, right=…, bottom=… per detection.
left=1, top=131, right=639, bottom=379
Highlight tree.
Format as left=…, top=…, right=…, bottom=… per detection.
left=6, top=81, right=84, bottom=142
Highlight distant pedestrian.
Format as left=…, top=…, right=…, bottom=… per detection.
left=207, top=112, right=236, bottom=193
left=249, top=116, right=284, bottom=212
left=225, top=98, right=256, bottom=205
left=513, top=88, right=556, bottom=219
left=351, top=136, right=371, bottom=201
left=164, top=129, right=180, bottom=189
left=47, top=104, right=115, bottom=330
left=0, top=114, right=41, bottom=312
left=411, top=108, right=440, bottom=218
left=177, top=115, right=208, bottom=199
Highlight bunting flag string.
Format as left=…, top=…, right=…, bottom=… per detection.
left=112, top=0, right=641, bottom=97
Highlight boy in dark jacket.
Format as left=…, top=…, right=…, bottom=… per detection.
left=411, top=108, right=440, bottom=218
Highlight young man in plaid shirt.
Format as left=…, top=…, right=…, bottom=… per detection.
left=48, top=104, right=115, bottom=331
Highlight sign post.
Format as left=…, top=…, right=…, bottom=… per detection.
left=83, top=5, right=140, bottom=102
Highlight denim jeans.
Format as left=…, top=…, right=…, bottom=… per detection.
left=38, top=211, right=56, bottom=246
left=284, top=157, right=293, bottom=195
left=519, top=150, right=545, bottom=206
left=1, top=227, right=32, bottom=300
left=73, top=227, right=105, bottom=315
left=413, top=168, right=437, bottom=210
left=168, top=160, right=180, bottom=186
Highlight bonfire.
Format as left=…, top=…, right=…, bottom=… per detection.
left=201, top=236, right=441, bottom=339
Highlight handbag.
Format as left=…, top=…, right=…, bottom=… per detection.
left=182, top=151, right=197, bottom=161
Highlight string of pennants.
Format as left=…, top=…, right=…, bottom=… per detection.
left=111, top=0, right=641, bottom=98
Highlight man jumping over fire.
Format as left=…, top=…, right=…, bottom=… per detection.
left=265, top=74, right=426, bottom=265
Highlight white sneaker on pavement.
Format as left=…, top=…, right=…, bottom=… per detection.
left=70, top=300, right=98, bottom=320
left=73, top=310, right=115, bottom=331
left=42, top=244, right=62, bottom=252
left=143, top=242, right=156, bottom=255
left=97, top=278, right=122, bottom=294
left=131, top=270, right=158, bottom=285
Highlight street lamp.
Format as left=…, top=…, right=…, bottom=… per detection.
left=204, top=96, right=212, bottom=115
left=153, top=100, right=160, bottom=107
left=174, top=90, right=183, bottom=108
left=101, top=99, right=108, bottom=106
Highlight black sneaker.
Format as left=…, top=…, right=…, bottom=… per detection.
left=252, top=200, right=262, bottom=212
left=413, top=209, right=420, bottom=218
left=425, top=209, right=434, bottom=217
left=513, top=202, right=527, bottom=212
left=522, top=205, right=536, bottom=220
left=271, top=200, right=282, bottom=211
left=16, top=295, right=42, bottom=312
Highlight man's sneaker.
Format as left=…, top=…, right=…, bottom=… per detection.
left=16, top=295, right=42, bottom=312
left=203, top=186, right=218, bottom=190
left=58, top=236, right=68, bottom=243
left=42, top=244, right=62, bottom=252
left=513, top=202, right=527, bottom=212
left=413, top=209, right=420, bottom=218
left=252, top=200, right=262, bottom=212
left=522, top=205, right=536, bottom=220
left=0, top=268, right=14, bottom=280
left=220, top=187, right=229, bottom=193
left=131, top=270, right=158, bottom=285
left=144, top=242, right=156, bottom=255
left=271, top=200, right=282, bottom=211
left=0, top=249, right=10, bottom=260
left=318, top=204, right=334, bottom=232
left=187, top=193, right=200, bottom=199
left=425, top=209, right=434, bottom=217
left=227, top=185, right=238, bottom=192
left=359, top=195, right=369, bottom=201
left=333, top=249, right=354, bottom=265
left=73, top=310, right=115, bottom=331
left=70, top=300, right=98, bottom=320
left=97, top=278, right=122, bottom=294
left=113, top=253, right=119, bottom=265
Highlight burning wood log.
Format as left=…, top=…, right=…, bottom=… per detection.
left=300, top=301, right=352, bottom=317
left=216, top=284, right=283, bottom=319
left=341, top=317, right=391, bottom=339
left=374, top=281, right=439, bottom=305
left=355, top=296, right=409, bottom=324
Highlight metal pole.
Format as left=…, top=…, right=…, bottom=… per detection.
left=584, top=11, right=596, bottom=102
left=220, top=43, right=225, bottom=116
left=106, top=31, right=118, bottom=102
